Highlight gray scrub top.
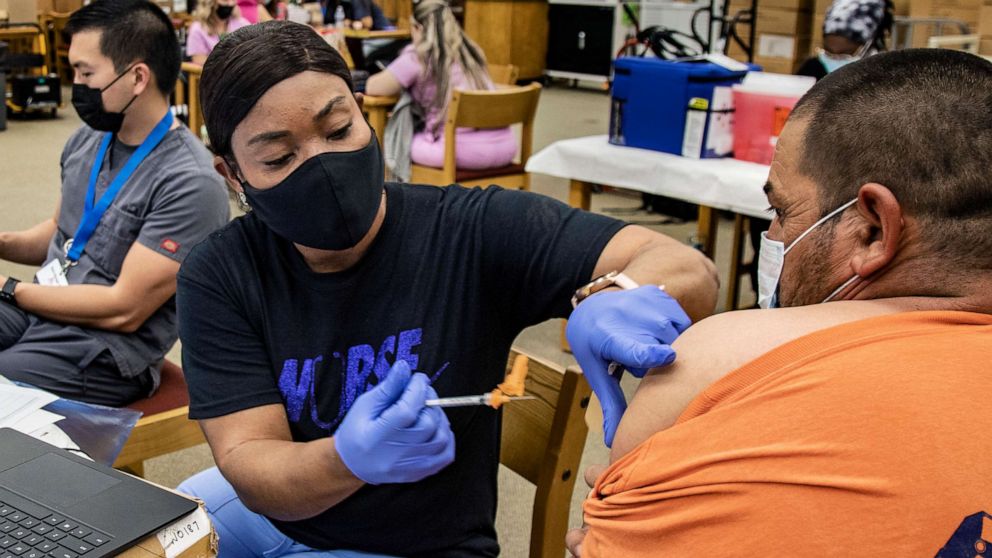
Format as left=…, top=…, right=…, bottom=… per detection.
left=50, top=123, right=230, bottom=387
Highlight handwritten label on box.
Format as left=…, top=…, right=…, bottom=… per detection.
left=157, top=506, right=210, bottom=558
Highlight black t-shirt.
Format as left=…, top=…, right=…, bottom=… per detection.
left=177, top=183, right=625, bottom=557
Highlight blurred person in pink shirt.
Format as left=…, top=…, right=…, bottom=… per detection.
left=365, top=0, right=517, bottom=171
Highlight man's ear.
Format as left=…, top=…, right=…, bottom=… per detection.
left=214, top=155, right=244, bottom=193
left=131, top=62, right=153, bottom=97
left=849, top=183, right=903, bottom=278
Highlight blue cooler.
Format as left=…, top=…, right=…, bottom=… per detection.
left=609, top=57, right=754, bottom=158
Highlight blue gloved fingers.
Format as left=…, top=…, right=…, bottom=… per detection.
left=378, top=372, right=431, bottom=429
left=629, top=286, right=693, bottom=335
left=626, top=366, right=649, bottom=378
left=385, top=406, right=446, bottom=445
left=646, top=321, right=683, bottom=346
left=419, top=412, right=456, bottom=469
left=572, top=347, right=628, bottom=448
left=363, top=360, right=412, bottom=411
left=665, top=300, right=693, bottom=334
left=598, top=333, right=677, bottom=372
left=610, top=363, right=652, bottom=380
left=390, top=429, right=456, bottom=482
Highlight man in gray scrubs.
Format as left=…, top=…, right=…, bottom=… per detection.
left=0, top=0, right=229, bottom=406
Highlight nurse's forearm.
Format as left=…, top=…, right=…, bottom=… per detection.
left=215, top=437, right=365, bottom=521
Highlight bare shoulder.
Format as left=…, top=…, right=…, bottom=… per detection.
left=610, top=300, right=911, bottom=462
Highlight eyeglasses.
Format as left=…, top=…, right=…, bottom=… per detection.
left=816, top=40, right=875, bottom=61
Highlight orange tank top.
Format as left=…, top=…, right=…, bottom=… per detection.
left=583, top=311, right=992, bottom=557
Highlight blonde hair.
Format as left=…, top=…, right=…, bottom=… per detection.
left=412, top=0, right=490, bottom=126
left=192, top=0, right=239, bottom=33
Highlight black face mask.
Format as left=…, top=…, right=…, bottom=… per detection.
left=71, top=66, right=138, bottom=134
left=241, top=131, right=385, bottom=251
left=216, top=5, right=234, bottom=19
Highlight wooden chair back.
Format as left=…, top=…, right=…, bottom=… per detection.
left=40, top=11, right=71, bottom=83
left=488, top=63, right=519, bottom=85
left=180, top=62, right=204, bottom=141
left=410, top=82, right=541, bottom=188
left=500, top=349, right=591, bottom=558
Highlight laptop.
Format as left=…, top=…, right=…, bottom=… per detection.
left=0, top=428, right=198, bottom=558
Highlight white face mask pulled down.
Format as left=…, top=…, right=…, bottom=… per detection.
left=757, top=198, right=859, bottom=309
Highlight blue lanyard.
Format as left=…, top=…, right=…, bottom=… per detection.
left=67, top=110, right=174, bottom=264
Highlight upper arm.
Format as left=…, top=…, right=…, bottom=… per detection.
left=610, top=302, right=901, bottom=462
left=190, top=54, right=208, bottom=66
left=590, top=225, right=682, bottom=279
left=480, top=189, right=626, bottom=323
left=136, top=171, right=229, bottom=263
left=112, top=173, right=227, bottom=328
left=610, top=309, right=798, bottom=462
left=112, top=242, right=181, bottom=329
left=365, top=70, right=403, bottom=97
left=178, top=247, right=285, bottom=420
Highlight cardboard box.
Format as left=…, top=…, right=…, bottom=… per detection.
left=907, top=0, right=981, bottom=46
left=119, top=499, right=217, bottom=558
left=0, top=0, right=37, bottom=23
left=51, top=0, right=80, bottom=12
left=728, top=34, right=810, bottom=65
left=753, top=55, right=802, bottom=73
left=910, top=0, right=981, bottom=22
left=728, top=7, right=814, bottom=37
left=811, top=13, right=825, bottom=52
left=979, top=4, right=992, bottom=34
left=729, top=0, right=813, bottom=12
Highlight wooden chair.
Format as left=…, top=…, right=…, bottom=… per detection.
left=489, top=63, right=519, bottom=85
left=179, top=62, right=204, bottom=141
left=40, top=11, right=72, bottom=85
left=114, top=360, right=205, bottom=477
left=409, top=82, right=541, bottom=190
left=501, top=349, right=592, bottom=558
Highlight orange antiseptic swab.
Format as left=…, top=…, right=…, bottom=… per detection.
left=498, top=354, right=529, bottom=397
left=488, top=389, right=510, bottom=409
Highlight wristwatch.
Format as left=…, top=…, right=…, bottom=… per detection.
left=571, top=271, right=639, bottom=308
left=0, top=277, right=20, bottom=307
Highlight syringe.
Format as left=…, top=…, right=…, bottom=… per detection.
left=425, top=392, right=535, bottom=409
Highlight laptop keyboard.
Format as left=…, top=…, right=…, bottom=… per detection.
left=0, top=490, right=111, bottom=558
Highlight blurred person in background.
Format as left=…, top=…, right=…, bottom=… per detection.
left=187, top=0, right=251, bottom=65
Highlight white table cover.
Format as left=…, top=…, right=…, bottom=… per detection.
left=526, top=135, right=774, bottom=219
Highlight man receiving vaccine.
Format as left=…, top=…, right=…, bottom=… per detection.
left=0, top=0, right=229, bottom=406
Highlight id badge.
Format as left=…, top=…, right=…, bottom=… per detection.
left=36, top=259, right=69, bottom=287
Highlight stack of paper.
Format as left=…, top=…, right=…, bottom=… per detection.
left=0, top=377, right=83, bottom=456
